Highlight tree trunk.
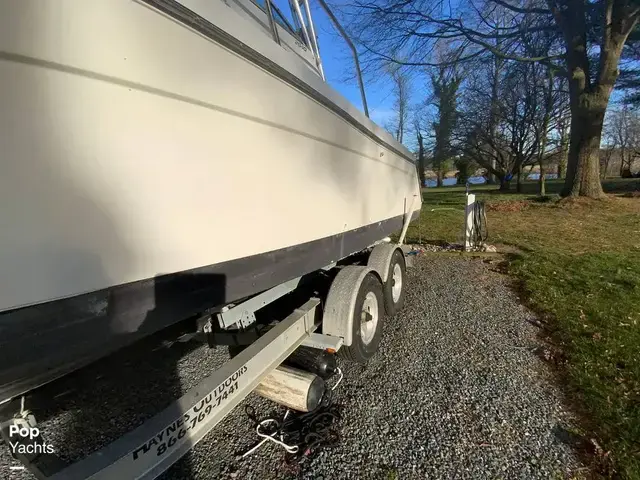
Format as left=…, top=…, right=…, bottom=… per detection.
left=487, top=51, right=503, bottom=185
left=525, top=163, right=535, bottom=177
left=538, top=71, right=552, bottom=196
left=488, top=160, right=497, bottom=184
left=516, top=168, right=523, bottom=193
left=499, top=176, right=511, bottom=191
left=601, top=151, right=610, bottom=179
left=557, top=119, right=569, bottom=179
left=436, top=170, right=443, bottom=187
left=560, top=7, right=625, bottom=199
left=455, top=159, right=472, bottom=185
left=619, top=149, right=634, bottom=178
left=557, top=151, right=568, bottom=179
left=417, top=132, right=426, bottom=188
left=562, top=107, right=607, bottom=198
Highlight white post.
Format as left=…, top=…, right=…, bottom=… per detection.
left=464, top=193, right=476, bottom=251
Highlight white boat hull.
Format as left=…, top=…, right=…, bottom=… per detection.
left=0, top=0, right=420, bottom=400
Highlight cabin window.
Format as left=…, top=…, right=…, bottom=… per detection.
left=251, top=0, right=306, bottom=44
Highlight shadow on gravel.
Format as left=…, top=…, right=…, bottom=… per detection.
left=552, top=424, right=588, bottom=450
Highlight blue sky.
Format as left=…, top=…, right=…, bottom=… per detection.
left=312, top=7, right=401, bottom=128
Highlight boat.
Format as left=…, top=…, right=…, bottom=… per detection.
left=0, top=0, right=421, bottom=404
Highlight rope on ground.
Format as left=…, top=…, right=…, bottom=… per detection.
left=241, top=418, right=299, bottom=457
left=242, top=368, right=343, bottom=463
left=329, top=367, right=343, bottom=391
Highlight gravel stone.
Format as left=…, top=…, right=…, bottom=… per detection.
left=0, top=255, right=583, bottom=479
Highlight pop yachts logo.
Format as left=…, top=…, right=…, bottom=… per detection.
left=7, top=425, right=55, bottom=455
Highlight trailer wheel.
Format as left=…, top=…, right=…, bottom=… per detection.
left=383, top=249, right=407, bottom=316
left=228, top=345, right=245, bottom=358
left=338, top=272, right=384, bottom=363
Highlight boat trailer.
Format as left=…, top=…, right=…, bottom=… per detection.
left=0, top=240, right=414, bottom=480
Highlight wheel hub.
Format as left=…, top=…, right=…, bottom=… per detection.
left=391, top=263, right=402, bottom=303
left=360, top=291, right=379, bottom=345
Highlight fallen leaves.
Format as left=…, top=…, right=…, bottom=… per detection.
left=486, top=200, right=530, bottom=212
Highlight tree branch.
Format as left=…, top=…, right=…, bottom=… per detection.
left=490, top=0, right=551, bottom=15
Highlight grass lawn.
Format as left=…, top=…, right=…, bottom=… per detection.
left=406, top=178, right=640, bottom=478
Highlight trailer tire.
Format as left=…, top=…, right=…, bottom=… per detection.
left=339, top=272, right=384, bottom=364
left=228, top=345, right=245, bottom=358
left=383, top=249, right=407, bottom=316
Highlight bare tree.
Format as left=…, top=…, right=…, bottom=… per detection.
left=413, top=114, right=427, bottom=187
left=431, top=65, right=462, bottom=186
left=341, top=0, right=640, bottom=198
left=535, top=67, right=569, bottom=194
left=606, top=105, right=640, bottom=177
left=456, top=60, right=544, bottom=191
left=600, top=146, right=615, bottom=179
left=386, top=65, right=411, bottom=143
left=555, top=113, right=570, bottom=178
left=536, top=68, right=554, bottom=196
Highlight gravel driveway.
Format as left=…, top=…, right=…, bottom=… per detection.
left=1, top=255, right=583, bottom=479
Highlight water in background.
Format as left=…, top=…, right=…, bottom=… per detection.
left=527, top=173, right=559, bottom=180
left=424, top=173, right=558, bottom=187
left=424, top=176, right=485, bottom=187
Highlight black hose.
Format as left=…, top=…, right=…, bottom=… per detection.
left=244, top=384, right=342, bottom=464
left=471, top=200, right=488, bottom=246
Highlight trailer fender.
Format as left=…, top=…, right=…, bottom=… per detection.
left=322, top=266, right=381, bottom=347
left=367, top=243, right=402, bottom=283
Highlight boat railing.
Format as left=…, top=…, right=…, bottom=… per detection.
left=314, top=0, right=369, bottom=118
left=264, top=0, right=281, bottom=45
left=300, top=0, right=323, bottom=76
left=263, top=0, right=369, bottom=118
